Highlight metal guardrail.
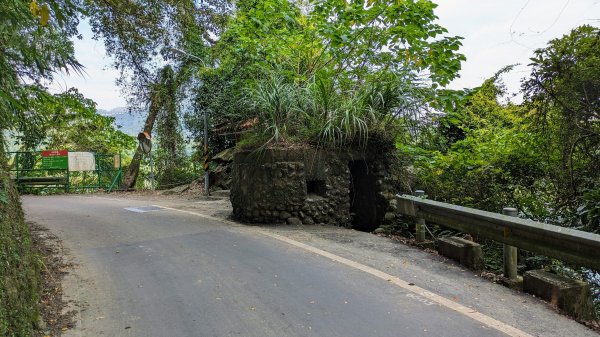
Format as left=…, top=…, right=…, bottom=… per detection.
left=396, top=194, right=600, bottom=271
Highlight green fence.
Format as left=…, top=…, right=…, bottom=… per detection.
left=8, top=151, right=122, bottom=193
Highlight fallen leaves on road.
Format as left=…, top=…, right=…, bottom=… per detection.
left=30, top=222, right=77, bottom=337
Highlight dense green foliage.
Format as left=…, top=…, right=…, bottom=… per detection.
left=187, top=0, right=465, bottom=149
left=523, top=25, right=600, bottom=232
left=407, top=26, right=600, bottom=234
left=407, top=70, right=545, bottom=213
left=86, top=0, right=230, bottom=99
left=87, top=0, right=465, bottom=184
left=1, top=0, right=83, bottom=137
left=85, top=0, right=228, bottom=187
left=151, top=66, right=194, bottom=187
left=12, top=88, right=136, bottom=154
left=0, top=138, right=41, bottom=337
left=2, top=1, right=132, bottom=155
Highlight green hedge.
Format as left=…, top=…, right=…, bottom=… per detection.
left=0, top=142, right=40, bottom=336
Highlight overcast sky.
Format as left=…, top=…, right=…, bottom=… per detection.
left=48, top=0, right=600, bottom=111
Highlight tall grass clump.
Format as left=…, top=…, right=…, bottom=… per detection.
left=240, top=72, right=428, bottom=149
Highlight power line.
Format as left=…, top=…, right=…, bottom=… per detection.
left=536, top=0, right=571, bottom=34
left=509, top=0, right=532, bottom=39
left=508, top=0, right=535, bottom=50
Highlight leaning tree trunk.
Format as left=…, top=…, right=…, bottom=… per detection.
left=120, top=97, right=160, bottom=189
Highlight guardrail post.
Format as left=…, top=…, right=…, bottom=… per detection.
left=414, top=190, right=426, bottom=242
left=502, top=207, right=518, bottom=280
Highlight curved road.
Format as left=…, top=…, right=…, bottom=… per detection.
left=23, top=195, right=596, bottom=337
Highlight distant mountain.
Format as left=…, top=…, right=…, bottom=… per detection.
left=98, top=106, right=192, bottom=141
left=98, top=107, right=145, bottom=136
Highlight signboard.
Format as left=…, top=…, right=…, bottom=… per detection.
left=42, top=150, right=68, bottom=157
left=41, top=150, right=68, bottom=169
left=68, top=152, right=96, bottom=171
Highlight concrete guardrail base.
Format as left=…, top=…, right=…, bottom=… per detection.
left=523, top=269, right=594, bottom=319
left=436, top=236, right=484, bottom=271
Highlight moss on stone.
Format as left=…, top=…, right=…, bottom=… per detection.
left=0, top=138, right=41, bottom=337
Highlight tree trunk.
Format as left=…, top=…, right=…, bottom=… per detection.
left=120, top=97, right=160, bottom=189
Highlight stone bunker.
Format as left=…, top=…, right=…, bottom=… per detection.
left=231, top=146, right=398, bottom=231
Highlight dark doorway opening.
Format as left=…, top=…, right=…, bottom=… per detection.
left=349, top=160, right=379, bottom=232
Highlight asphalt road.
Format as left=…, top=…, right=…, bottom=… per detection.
left=21, top=195, right=594, bottom=337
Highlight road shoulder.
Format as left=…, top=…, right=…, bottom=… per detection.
left=158, top=196, right=599, bottom=337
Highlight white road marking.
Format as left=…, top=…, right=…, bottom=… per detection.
left=71, top=195, right=130, bottom=202
left=157, top=205, right=534, bottom=337
left=124, top=207, right=148, bottom=213
left=124, top=206, right=165, bottom=213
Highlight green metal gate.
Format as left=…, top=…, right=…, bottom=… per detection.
left=8, top=151, right=123, bottom=193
